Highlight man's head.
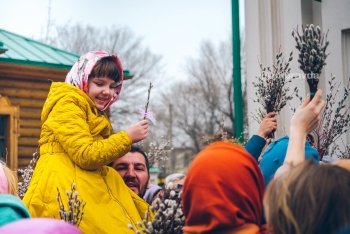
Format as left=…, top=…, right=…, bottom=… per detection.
left=111, top=145, right=150, bottom=197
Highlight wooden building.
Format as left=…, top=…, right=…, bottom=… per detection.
left=0, top=28, right=79, bottom=170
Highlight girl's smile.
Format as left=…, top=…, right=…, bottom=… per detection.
left=87, top=77, right=118, bottom=110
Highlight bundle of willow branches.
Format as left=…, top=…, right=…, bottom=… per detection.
left=252, top=51, right=298, bottom=130
left=292, top=24, right=329, bottom=98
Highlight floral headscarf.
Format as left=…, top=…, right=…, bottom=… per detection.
left=65, top=50, right=124, bottom=111
left=182, top=141, right=265, bottom=233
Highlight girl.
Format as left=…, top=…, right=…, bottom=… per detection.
left=23, top=51, right=150, bottom=234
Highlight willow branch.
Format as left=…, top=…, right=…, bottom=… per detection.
left=144, top=82, right=153, bottom=119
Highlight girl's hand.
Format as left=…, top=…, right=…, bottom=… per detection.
left=126, top=120, right=149, bottom=143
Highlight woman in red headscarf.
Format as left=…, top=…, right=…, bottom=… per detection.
left=182, top=141, right=265, bottom=234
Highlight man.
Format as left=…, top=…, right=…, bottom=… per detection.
left=110, top=145, right=162, bottom=203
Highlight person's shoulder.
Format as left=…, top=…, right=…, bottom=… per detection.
left=143, top=184, right=162, bottom=204
left=262, top=135, right=289, bottom=155
left=52, top=83, right=91, bottom=108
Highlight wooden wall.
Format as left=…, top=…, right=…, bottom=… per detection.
left=0, top=62, right=69, bottom=169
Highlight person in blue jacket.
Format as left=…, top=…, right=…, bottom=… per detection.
left=259, top=135, right=319, bottom=186
left=244, top=112, right=320, bottom=187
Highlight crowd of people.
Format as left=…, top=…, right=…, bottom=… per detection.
left=0, top=50, right=350, bottom=233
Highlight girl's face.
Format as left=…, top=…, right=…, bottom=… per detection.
left=87, top=77, right=118, bottom=110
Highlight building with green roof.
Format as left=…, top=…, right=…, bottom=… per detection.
left=0, top=28, right=79, bottom=69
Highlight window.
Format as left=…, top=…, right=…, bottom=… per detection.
left=0, top=115, right=8, bottom=162
left=0, top=96, right=19, bottom=170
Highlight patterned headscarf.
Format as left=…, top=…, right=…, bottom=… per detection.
left=65, top=51, right=124, bottom=111
left=182, top=141, right=265, bottom=233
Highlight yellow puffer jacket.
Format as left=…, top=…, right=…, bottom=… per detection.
left=23, top=82, right=150, bottom=234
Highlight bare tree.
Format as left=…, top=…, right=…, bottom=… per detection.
left=160, top=84, right=208, bottom=152
left=186, top=41, right=234, bottom=128
left=156, top=40, right=233, bottom=152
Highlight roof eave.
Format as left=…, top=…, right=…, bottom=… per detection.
left=0, top=58, right=72, bottom=70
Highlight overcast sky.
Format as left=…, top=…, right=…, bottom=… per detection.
left=1, top=0, right=238, bottom=81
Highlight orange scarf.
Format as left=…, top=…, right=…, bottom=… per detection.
left=182, top=142, right=265, bottom=233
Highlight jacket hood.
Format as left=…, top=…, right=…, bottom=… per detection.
left=41, top=82, right=95, bottom=123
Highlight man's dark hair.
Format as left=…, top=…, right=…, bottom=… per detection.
left=130, top=145, right=150, bottom=173
left=108, top=145, right=150, bottom=173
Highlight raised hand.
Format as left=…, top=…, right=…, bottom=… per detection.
left=275, top=89, right=325, bottom=177
left=290, top=89, right=325, bottom=135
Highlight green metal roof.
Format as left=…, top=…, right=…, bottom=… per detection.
left=0, top=28, right=79, bottom=70
left=0, top=28, right=134, bottom=78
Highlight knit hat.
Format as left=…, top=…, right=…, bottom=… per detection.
left=0, top=218, right=82, bottom=234
left=0, top=194, right=31, bottom=227
left=259, top=135, right=320, bottom=186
